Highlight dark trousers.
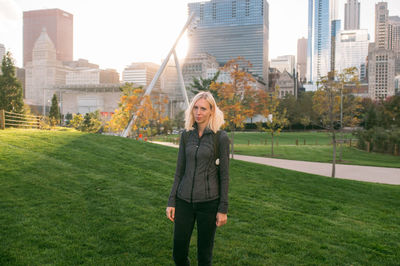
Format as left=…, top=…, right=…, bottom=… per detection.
left=173, top=197, right=219, bottom=266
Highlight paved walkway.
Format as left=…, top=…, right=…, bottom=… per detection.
left=151, top=141, right=400, bottom=185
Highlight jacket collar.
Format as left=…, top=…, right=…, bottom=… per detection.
left=193, top=123, right=213, bottom=136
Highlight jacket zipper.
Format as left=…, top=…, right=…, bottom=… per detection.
left=190, top=137, right=201, bottom=203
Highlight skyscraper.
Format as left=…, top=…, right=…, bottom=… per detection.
left=335, top=29, right=369, bottom=76
left=23, top=8, right=73, bottom=66
left=307, top=0, right=340, bottom=83
left=368, top=2, right=397, bottom=100
left=25, top=29, right=66, bottom=110
left=187, top=0, right=269, bottom=85
left=270, top=55, right=295, bottom=74
left=388, top=16, right=400, bottom=74
left=307, top=0, right=313, bottom=82
left=297, top=37, right=308, bottom=82
left=375, top=2, right=389, bottom=49
left=388, top=16, right=400, bottom=54
left=122, top=62, right=161, bottom=91
left=344, top=0, right=360, bottom=30
left=314, top=0, right=331, bottom=81
left=368, top=43, right=395, bottom=100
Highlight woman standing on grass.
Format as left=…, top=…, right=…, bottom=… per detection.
left=166, top=91, right=230, bottom=266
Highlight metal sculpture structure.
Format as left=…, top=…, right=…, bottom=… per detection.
left=121, top=13, right=196, bottom=137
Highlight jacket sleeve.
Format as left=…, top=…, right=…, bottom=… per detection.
left=218, top=131, right=230, bottom=213
left=167, top=131, right=186, bottom=207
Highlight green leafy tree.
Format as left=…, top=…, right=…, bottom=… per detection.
left=313, top=68, right=361, bottom=177
left=49, top=94, right=60, bottom=126
left=298, top=91, right=318, bottom=129
left=300, top=116, right=311, bottom=130
left=82, top=111, right=103, bottom=133
left=70, top=114, right=84, bottom=131
left=189, top=71, right=220, bottom=100
left=0, top=52, right=24, bottom=113
left=65, top=113, right=73, bottom=126
left=382, top=96, right=400, bottom=128
left=278, top=94, right=299, bottom=129
left=257, top=87, right=289, bottom=157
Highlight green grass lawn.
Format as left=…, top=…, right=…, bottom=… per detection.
left=155, top=131, right=400, bottom=168
left=1, top=129, right=399, bottom=265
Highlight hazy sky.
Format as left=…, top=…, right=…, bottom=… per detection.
left=1, top=0, right=400, bottom=74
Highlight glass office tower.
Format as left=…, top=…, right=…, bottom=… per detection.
left=307, top=0, right=313, bottom=83
left=307, top=0, right=339, bottom=83
left=313, top=0, right=330, bottom=81
left=187, top=0, right=269, bottom=84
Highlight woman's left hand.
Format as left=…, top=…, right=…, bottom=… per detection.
left=216, top=212, right=227, bottom=227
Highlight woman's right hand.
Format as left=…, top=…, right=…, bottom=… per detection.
left=166, top=207, right=175, bottom=222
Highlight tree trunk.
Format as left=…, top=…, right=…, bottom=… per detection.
left=271, top=132, right=274, bottom=157
left=331, top=130, right=336, bottom=178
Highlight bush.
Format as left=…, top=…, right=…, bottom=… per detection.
left=355, top=126, right=400, bottom=154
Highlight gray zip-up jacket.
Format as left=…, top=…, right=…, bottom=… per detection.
left=167, top=125, right=230, bottom=213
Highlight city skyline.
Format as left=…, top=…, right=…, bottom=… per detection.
left=1, top=0, right=400, bottom=75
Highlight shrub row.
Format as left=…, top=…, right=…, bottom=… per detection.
left=355, top=127, right=400, bottom=155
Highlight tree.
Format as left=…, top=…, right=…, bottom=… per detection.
left=257, top=87, right=288, bottom=157
left=382, top=96, right=400, bottom=128
left=105, top=83, right=164, bottom=137
left=0, top=52, right=24, bottom=113
left=300, top=116, right=311, bottom=130
left=151, top=93, right=169, bottom=135
left=278, top=94, right=299, bottom=129
left=82, top=111, right=103, bottom=133
left=312, top=68, right=361, bottom=177
left=70, top=111, right=102, bottom=133
left=49, top=94, right=60, bottom=126
left=65, top=113, right=73, bottom=126
left=70, top=114, right=84, bottom=131
left=210, top=57, right=258, bottom=158
left=189, top=71, right=220, bottom=100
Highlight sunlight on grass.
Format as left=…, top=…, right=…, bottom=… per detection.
left=0, top=129, right=399, bottom=264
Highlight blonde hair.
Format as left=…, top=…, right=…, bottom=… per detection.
left=184, top=91, right=224, bottom=133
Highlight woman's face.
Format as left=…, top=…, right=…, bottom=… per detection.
left=193, top=98, right=212, bottom=126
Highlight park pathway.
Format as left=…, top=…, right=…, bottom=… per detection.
left=151, top=141, right=400, bottom=185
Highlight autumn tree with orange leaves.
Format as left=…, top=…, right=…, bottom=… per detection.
left=105, top=83, right=168, bottom=137
left=151, top=92, right=170, bottom=135
left=210, top=57, right=259, bottom=158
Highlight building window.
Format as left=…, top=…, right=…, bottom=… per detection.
left=232, top=1, right=236, bottom=18
left=212, top=2, right=217, bottom=20
left=200, top=3, right=204, bottom=21
left=245, top=0, right=250, bottom=16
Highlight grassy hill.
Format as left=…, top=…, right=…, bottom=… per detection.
left=0, top=129, right=399, bottom=265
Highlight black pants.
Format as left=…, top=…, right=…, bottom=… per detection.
left=173, top=197, right=219, bottom=266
